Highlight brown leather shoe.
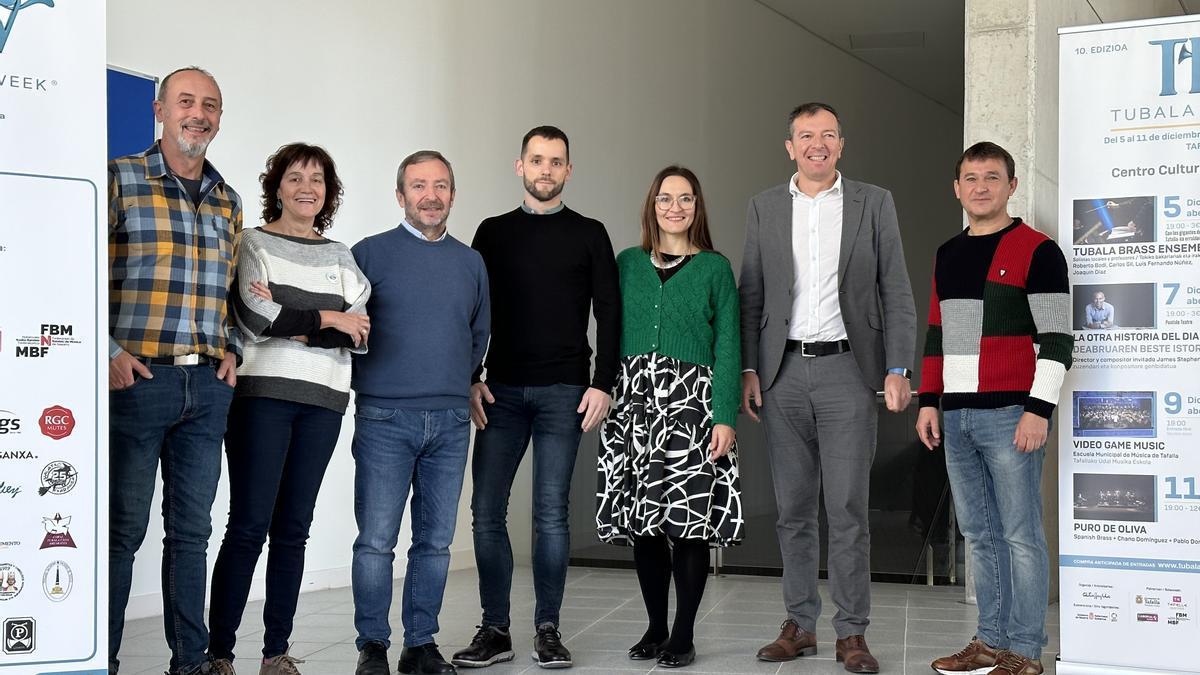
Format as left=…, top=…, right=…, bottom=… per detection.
left=835, top=635, right=879, bottom=674
left=931, top=638, right=999, bottom=673
left=987, top=650, right=1043, bottom=675
left=755, top=619, right=817, bottom=662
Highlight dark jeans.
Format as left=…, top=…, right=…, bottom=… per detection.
left=470, top=383, right=586, bottom=628
left=208, top=396, right=342, bottom=660
left=351, top=405, right=471, bottom=649
left=109, top=363, right=234, bottom=673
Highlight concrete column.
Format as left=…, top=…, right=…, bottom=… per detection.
left=963, top=0, right=1105, bottom=602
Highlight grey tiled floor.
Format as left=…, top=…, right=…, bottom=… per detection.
left=118, top=566, right=1059, bottom=674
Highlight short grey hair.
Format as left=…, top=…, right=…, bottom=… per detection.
left=396, top=150, right=456, bottom=193
left=157, top=66, right=221, bottom=103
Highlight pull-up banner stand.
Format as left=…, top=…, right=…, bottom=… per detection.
left=1058, top=13, right=1200, bottom=675
left=0, top=0, right=108, bottom=673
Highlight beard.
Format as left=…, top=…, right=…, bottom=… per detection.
left=405, top=199, right=449, bottom=233
left=523, top=175, right=564, bottom=203
left=173, top=131, right=210, bottom=159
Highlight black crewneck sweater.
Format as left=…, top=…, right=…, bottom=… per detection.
left=471, top=206, right=621, bottom=392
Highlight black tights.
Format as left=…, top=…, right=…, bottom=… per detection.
left=632, top=535, right=710, bottom=653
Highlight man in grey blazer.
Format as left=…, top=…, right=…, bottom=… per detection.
left=739, top=102, right=916, bottom=674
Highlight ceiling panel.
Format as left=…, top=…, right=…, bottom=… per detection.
left=756, top=0, right=965, bottom=114
left=1088, top=0, right=1186, bottom=22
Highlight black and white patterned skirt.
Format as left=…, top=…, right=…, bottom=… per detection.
left=596, top=353, right=743, bottom=546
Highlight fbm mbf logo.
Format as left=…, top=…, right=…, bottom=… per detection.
left=0, top=0, right=55, bottom=53
left=1150, top=36, right=1199, bottom=96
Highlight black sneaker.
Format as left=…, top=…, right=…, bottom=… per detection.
left=531, top=623, right=572, bottom=669
left=398, top=642, right=456, bottom=674
left=356, top=641, right=390, bottom=675
left=452, top=625, right=515, bottom=667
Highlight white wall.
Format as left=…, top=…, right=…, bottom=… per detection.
left=106, top=0, right=962, bottom=618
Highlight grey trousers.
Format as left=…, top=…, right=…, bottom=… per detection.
left=762, top=350, right=877, bottom=638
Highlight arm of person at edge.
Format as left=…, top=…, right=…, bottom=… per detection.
left=215, top=201, right=245, bottom=386
left=708, top=259, right=741, bottom=462
left=578, top=223, right=621, bottom=433
left=470, top=259, right=493, bottom=428
left=106, top=170, right=154, bottom=390
left=738, top=197, right=765, bottom=422
left=875, top=189, right=917, bottom=413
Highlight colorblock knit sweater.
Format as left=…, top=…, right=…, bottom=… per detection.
left=917, top=219, right=1073, bottom=418
left=617, top=247, right=741, bottom=427
left=233, top=228, right=371, bottom=413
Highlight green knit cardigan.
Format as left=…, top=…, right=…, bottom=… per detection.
left=616, top=247, right=741, bottom=427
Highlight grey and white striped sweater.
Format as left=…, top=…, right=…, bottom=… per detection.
left=232, top=227, right=371, bottom=413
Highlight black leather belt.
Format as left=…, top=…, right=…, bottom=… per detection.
left=138, top=354, right=215, bottom=366
left=785, top=339, right=851, bottom=357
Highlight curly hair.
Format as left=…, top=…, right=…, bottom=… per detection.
left=259, top=143, right=344, bottom=234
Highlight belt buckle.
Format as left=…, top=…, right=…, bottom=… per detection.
left=800, top=342, right=817, bottom=358
left=172, top=354, right=201, bottom=366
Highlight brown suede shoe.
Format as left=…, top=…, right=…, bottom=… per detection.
left=931, top=638, right=1000, bottom=674
left=835, top=635, right=879, bottom=674
left=987, top=651, right=1043, bottom=675
left=755, top=619, right=817, bottom=662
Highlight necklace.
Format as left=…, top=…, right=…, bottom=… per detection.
left=651, top=250, right=689, bottom=269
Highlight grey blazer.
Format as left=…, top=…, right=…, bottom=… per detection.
left=738, top=177, right=916, bottom=392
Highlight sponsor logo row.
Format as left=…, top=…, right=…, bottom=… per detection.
left=0, top=404, right=76, bottom=439
left=0, top=561, right=74, bottom=603
left=0, top=460, right=79, bottom=500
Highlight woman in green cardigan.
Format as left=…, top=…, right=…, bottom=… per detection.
left=597, top=165, right=743, bottom=669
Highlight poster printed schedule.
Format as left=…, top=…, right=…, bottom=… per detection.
left=1059, top=15, right=1200, bottom=674
left=0, top=175, right=100, bottom=667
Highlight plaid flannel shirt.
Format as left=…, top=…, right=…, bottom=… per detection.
left=108, top=142, right=243, bottom=362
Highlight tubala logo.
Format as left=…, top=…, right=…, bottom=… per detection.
left=39, top=405, right=73, bottom=439
left=1150, top=36, right=1199, bottom=96
left=0, top=0, right=54, bottom=53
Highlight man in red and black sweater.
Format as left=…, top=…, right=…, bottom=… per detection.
left=916, top=142, right=1072, bottom=675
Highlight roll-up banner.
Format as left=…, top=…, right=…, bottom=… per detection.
left=0, top=0, right=108, bottom=673
left=1058, top=13, right=1200, bottom=675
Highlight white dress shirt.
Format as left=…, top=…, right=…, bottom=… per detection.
left=788, top=172, right=848, bottom=342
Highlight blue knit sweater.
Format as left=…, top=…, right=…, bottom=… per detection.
left=351, top=226, right=490, bottom=409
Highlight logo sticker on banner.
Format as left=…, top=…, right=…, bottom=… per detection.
left=38, top=405, right=74, bottom=439
left=39, top=512, right=75, bottom=549
left=0, top=564, right=23, bottom=601
left=0, top=618, right=33, bottom=655
left=0, top=0, right=55, bottom=54
left=41, top=559, right=72, bottom=602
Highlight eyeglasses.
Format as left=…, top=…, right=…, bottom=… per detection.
left=654, top=194, right=697, bottom=210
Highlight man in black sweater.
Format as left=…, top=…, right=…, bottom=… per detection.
left=452, top=126, right=620, bottom=670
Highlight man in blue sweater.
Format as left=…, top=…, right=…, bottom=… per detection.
left=350, top=150, right=491, bottom=675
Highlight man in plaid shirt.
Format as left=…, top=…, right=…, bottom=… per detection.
left=107, top=66, right=242, bottom=675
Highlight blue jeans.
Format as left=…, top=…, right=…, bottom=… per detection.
left=351, top=405, right=470, bottom=649
left=943, top=405, right=1049, bottom=660
left=109, top=363, right=234, bottom=673
left=208, top=397, right=342, bottom=660
left=470, top=383, right=585, bottom=628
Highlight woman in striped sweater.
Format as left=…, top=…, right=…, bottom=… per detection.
left=207, top=143, right=371, bottom=675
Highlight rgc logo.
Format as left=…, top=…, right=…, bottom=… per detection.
left=0, top=0, right=55, bottom=53
left=39, top=405, right=73, bottom=440
left=1150, top=36, right=1199, bottom=96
